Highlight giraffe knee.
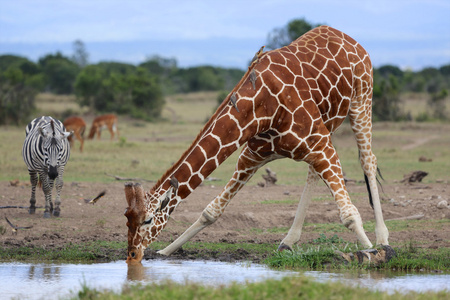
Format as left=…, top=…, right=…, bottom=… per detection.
left=200, top=209, right=218, bottom=226
left=340, top=207, right=363, bottom=230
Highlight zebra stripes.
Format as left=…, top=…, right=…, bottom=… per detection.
left=22, top=116, right=72, bottom=218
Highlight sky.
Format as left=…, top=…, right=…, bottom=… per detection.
left=1, top=0, right=449, bottom=70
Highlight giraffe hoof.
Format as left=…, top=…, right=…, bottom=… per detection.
left=29, top=207, right=35, bottom=214
left=53, top=210, right=60, bottom=217
left=382, top=245, right=397, bottom=262
left=43, top=212, right=51, bottom=218
left=277, top=243, right=292, bottom=252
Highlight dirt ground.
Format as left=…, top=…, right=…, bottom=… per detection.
left=1, top=178, right=449, bottom=261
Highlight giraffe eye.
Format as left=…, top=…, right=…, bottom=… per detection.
left=143, top=218, right=152, bottom=225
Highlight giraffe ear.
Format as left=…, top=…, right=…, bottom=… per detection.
left=124, top=182, right=136, bottom=208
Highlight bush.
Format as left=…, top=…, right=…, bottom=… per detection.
left=74, top=64, right=165, bottom=121
left=0, top=66, right=37, bottom=125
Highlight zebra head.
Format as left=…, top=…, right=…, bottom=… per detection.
left=38, top=120, right=72, bottom=180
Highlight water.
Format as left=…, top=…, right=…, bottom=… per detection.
left=0, top=260, right=448, bottom=300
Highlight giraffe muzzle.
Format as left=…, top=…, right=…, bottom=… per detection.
left=126, top=248, right=144, bottom=264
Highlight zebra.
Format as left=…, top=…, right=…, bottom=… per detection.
left=22, top=116, right=72, bottom=218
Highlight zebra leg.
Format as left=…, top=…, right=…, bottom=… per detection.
left=28, top=170, right=38, bottom=214
left=53, top=167, right=65, bottom=217
left=40, top=172, right=55, bottom=218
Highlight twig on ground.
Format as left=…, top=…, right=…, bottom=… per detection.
left=105, top=173, right=154, bottom=182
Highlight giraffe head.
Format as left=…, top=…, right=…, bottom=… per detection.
left=124, top=178, right=179, bottom=264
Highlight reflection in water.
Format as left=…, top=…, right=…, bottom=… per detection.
left=0, top=260, right=448, bottom=300
left=26, top=264, right=61, bottom=281
left=127, top=263, right=146, bottom=281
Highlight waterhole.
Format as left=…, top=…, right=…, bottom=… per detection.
left=0, top=260, right=448, bottom=299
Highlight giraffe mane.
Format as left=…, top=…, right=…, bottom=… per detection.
left=151, top=63, right=262, bottom=192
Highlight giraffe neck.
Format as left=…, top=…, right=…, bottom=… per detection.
left=151, top=69, right=263, bottom=206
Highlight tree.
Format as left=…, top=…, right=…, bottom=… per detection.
left=428, top=89, right=448, bottom=120
left=266, top=18, right=322, bottom=50
left=74, top=63, right=165, bottom=121
left=372, top=75, right=403, bottom=121
left=39, top=52, right=80, bottom=94
left=0, top=55, right=45, bottom=91
left=0, top=66, right=37, bottom=125
left=72, top=40, right=89, bottom=68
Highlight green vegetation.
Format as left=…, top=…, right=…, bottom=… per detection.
left=265, top=241, right=449, bottom=272
left=266, top=18, right=323, bottom=50
left=2, top=237, right=448, bottom=273
left=0, top=241, right=127, bottom=262
left=1, top=19, right=449, bottom=124
left=2, top=101, right=449, bottom=185
left=72, top=276, right=448, bottom=300
left=74, top=63, right=165, bottom=121
left=386, top=242, right=450, bottom=271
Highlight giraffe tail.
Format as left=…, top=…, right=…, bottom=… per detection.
left=364, top=167, right=384, bottom=209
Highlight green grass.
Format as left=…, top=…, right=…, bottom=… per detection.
left=72, top=273, right=448, bottom=300
left=1, top=237, right=448, bottom=273
left=146, top=241, right=275, bottom=259
left=385, top=241, right=450, bottom=271
left=301, top=219, right=450, bottom=236
left=259, top=199, right=299, bottom=205
left=265, top=239, right=450, bottom=272
left=3, top=93, right=449, bottom=186
left=365, top=219, right=449, bottom=233
left=0, top=241, right=127, bottom=262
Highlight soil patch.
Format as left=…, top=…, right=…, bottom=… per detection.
left=1, top=180, right=449, bottom=261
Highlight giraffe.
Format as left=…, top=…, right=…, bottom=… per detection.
left=124, top=25, right=391, bottom=264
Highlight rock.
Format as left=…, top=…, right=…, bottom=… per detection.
left=418, top=156, right=432, bottom=162
left=400, top=170, right=428, bottom=183
left=436, top=200, right=448, bottom=209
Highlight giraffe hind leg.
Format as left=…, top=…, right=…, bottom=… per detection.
left=279, top=165, right=319, bottom=251
left=350, top=106, right=389, bottom=246
left=307, top=138, right=373, bottom=248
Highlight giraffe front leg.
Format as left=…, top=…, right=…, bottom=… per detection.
left=157, top=208, right=218, bottom=256
left=158, top=146, right=269, bottom=256
left=28, top=171, right=38, bottom=214
left=309, top=142, right=373, bottom=249
left=279, top=165, right=319, bottom=251
left=53, top=167, right=65, bottom=217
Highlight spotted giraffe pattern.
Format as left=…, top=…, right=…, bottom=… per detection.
left=124, top=26, right=390, bottom=264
